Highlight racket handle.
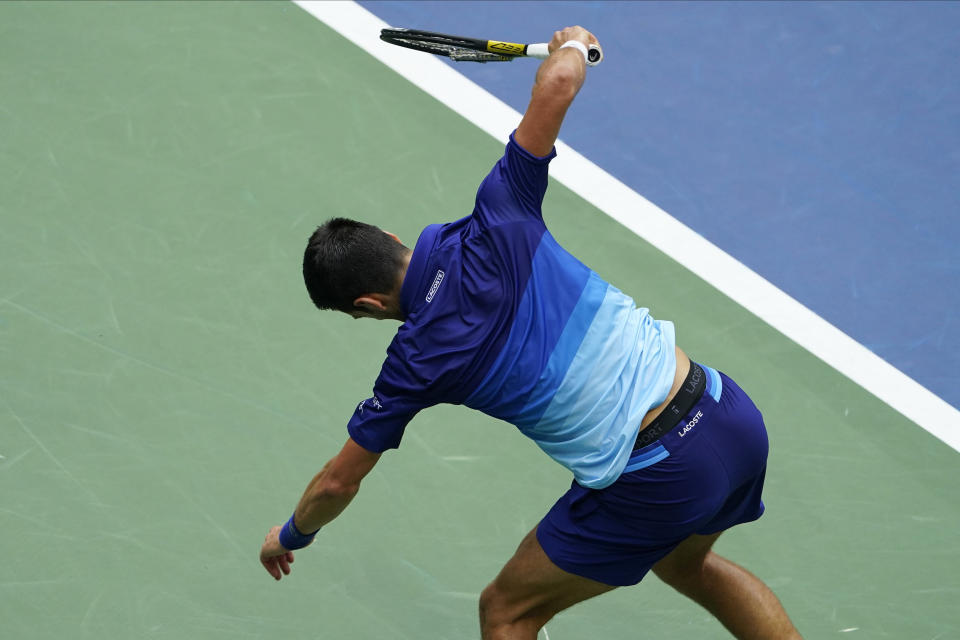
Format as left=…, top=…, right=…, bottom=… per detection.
left=526, top=42, right=603, bottom=67
left=587, top=44, right=603, bottom=66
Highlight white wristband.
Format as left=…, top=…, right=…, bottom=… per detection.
left=558, top=40, right=589, bottom=64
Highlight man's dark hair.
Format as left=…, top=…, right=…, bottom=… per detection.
left=303, top=218, right=409, bottom=312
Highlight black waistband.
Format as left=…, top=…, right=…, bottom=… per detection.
left=633, top=362, right=706, bottom=450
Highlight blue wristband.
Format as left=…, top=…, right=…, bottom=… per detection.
left=277, top=513, right=318, bottom=550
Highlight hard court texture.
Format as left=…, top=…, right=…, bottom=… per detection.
left=1, top=2, right=957, bottom=638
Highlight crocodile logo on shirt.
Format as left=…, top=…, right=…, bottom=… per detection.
left=357, top=396, right=383, bottom=414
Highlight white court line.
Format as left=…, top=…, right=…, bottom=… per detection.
left=294, top=0, right=960, bottom=452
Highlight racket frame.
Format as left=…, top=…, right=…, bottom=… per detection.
left=379, top=28, right=602, bottom=66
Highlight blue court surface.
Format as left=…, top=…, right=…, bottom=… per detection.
left=361, top=0, right=960, bottom=411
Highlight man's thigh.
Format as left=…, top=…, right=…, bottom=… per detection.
left=481, top=526, right=616, bottom=626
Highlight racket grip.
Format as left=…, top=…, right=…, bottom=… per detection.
left=587, top=44, right=603, bottom=67
left=526, top=43, right=550, bottom=59
left=527, top=42, right=602, bottom=67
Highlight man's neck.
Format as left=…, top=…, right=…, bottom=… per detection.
left=391, top=249, right=413, bottom=321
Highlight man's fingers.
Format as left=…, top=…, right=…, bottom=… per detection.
left=571, top=26, right=599, bottom=47
left=260, top=526, right=297, bottom=581
left=261, top=556, right=281, bottom=581
left=549, top=26, right=598, bottom=54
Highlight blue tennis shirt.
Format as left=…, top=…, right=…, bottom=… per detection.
left=347, top=133, right=677, bottom=489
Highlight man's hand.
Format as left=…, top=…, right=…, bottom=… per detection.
left=260, top=525, right=297, bottom=581
left=546, top=25, right=598, bottom=56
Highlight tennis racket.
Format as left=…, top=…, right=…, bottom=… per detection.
left=379, top=28, right=603, bottom=66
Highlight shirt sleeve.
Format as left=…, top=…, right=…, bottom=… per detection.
left=473, top=131, right=557, bottom=227
left=346, top=342, right=433, bottom=453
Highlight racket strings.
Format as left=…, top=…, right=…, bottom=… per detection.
left=380, top=30, right=514, bottom=63
left=387, top=38, right=510, bottom=62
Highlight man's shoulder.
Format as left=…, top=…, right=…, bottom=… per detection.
left=386, top=237, right=522, bottom=404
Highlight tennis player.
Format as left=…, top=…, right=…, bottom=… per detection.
left=259, top=26, right=801, bottom=640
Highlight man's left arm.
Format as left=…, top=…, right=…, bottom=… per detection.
left=259, top=437, right=381, bottom=580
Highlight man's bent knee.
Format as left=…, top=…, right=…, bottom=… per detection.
left=478, top=583, right=500, bottom=627
left=479, top=582, right=551, bottom=638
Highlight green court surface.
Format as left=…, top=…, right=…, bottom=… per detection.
left=2, top=2, right=957, bottom=638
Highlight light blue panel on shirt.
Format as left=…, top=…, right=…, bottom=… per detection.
left=524, top=286, right=677, bottom=489
left=513, top=270, right=610, bottom=427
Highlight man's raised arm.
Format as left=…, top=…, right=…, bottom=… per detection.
left=514, top=26, right=599, bottom=157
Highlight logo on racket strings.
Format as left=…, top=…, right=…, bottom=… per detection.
left=426, top=269, right=445, bottom=303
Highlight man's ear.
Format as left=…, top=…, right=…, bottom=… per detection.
left=383, top=231, right=401, bottom=244
left=353, top=294, right=389, bottom=312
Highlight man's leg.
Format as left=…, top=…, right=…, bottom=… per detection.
left=479, top=527, right=615, bottom=640
left=652, top=531, right=802, bottom=639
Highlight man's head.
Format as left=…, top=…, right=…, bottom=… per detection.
left=302, top=218, right=411, bottom=320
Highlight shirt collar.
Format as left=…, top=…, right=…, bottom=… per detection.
left=399, top=223, right=442, bottom=318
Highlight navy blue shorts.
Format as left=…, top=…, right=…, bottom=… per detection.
left=536, top=365, right=768, bottom=586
